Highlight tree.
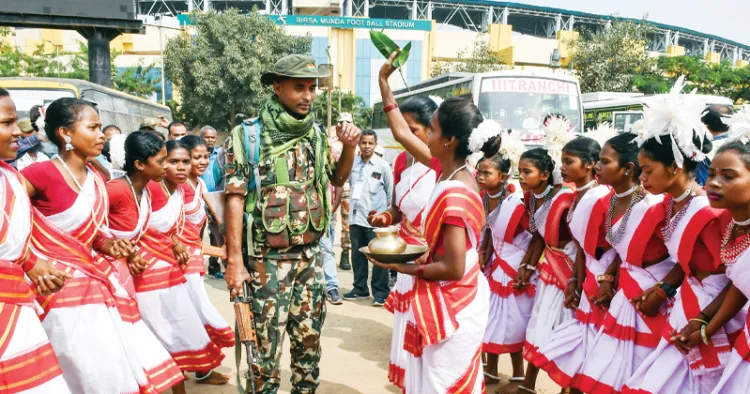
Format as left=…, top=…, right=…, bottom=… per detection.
left=634, top=56, right=750, bottom=103
left=164, top=9, right=312, bottom=130
left=565, top=20, right=658, bottom=93
left=312, top=90, right=372, bottom=129
left=0, top=29, right=158, bottom=98
left=431, top=36, right=506, bottom=77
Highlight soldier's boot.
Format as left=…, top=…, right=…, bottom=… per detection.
left=339, top=249, right=351, bottom=270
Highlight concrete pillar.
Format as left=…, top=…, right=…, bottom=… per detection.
left=488, top=24, right=514, bottom=65
left=87, top=30, right=115, bottom=87
left=737, top=59, right=749, bottom=68
left=706, top=52, right=721, bottom=64
left=557, top=30, right=579, bottom=66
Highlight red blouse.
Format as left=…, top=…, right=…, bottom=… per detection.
left=106, top=179, right=140, bottom=232
left=147, top=181, right=171, bottom=212
left=22, top=160, right=105, bottom=216
left=393, top=151, right=442, bottom=186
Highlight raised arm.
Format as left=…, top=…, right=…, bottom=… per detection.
left=378, top=52, right=432, bottom=167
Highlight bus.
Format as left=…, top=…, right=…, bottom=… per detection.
left=372, top=71, right=583, bottom=162
left=0, top=77, right=172, bottom=132
left=582, top=92, right=733, bottom=134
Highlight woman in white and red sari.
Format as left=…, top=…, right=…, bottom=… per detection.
left=572, top=135, right=675, bottom=393
left=622, top=85, right=744, bottom=394
left=697, top=133, right=750, bottom=393
left=471, top=130, right=529, bottom=392
left=534, top=136, right=614, bottom=393
left=0, top=89, right=71, bottom=394
left=367, top=92, right=442, bottom=389
left=368, top=92, right=490, bottom=392
left=511, top=143, right=576, bottom=394
left=22, top=98, right=159, bottom=393
left=136, top=140, right=226, bottom=391
left=177, top=135, right=235, bottom=351
left=105, top=131, right=185, bottom=392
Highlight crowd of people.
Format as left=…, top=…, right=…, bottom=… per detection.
left=3, top=48, right=750, bottom=394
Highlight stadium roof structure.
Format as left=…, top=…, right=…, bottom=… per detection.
left=137, top=0, right=750, bottom=62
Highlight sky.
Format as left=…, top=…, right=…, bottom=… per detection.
left=510, top=0, right=748, bottom=47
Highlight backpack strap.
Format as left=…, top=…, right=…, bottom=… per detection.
left=241, top=119, right=262, bottom=203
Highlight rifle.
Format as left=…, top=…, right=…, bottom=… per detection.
left=234, top=282, right=261, bottom=394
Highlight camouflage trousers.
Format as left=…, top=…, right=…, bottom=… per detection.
left=247, top=247, right=326, bottom=394
left=339, top=195, right=351, bottom=251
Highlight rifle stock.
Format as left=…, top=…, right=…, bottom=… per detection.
left=233, top=282, right=260, bottom=394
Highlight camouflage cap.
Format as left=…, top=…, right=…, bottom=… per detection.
left=261, top=54, right=331, bottom=85
left=17, top=118, right=34, bottom=133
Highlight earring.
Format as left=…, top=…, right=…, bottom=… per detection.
left=673, top=170, right=677, bottom=175
left=444, top=142, right=448, bottom=147
left=64, top=135, right=73, bottom=151
left=625, top=170, right=630, bottom=176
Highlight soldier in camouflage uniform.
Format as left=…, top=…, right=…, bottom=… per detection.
left=223, top=54, right=360, bottom=394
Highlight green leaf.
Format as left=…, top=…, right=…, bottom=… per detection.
left=393, top=41, right=411, bottom=68
left=370, top=30, right=400, bottom=60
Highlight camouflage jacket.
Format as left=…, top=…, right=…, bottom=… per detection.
left=225, top=120, right=337, bottom=260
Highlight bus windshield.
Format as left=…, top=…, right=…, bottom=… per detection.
left=478, top=77, right=581, bottom=143
left=6, top=88, right=77, bottom=118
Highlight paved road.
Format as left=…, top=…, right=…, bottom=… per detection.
left=190, top=268, right=561, bottom=394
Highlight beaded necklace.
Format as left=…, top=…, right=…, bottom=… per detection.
left=483, top=185, right=506, bottom=229
left=721, top=221, right=750, bottom=266
left=566, top=180, right=597, bottom=223
left=528, top=187, right=555, bottom=234
left=661, top=195, right=695, bottom=243
left=605, top=186, right=643, bottom=246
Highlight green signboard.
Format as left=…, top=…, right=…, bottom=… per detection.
left=177, top=13, right=432, bottom=31
left=268, top=15, right=432, bottom=31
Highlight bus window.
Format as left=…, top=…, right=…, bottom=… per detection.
left=5, top=88, right=76, bottom=118
left=478, top=77, right=581, bottom=142
left=613, top=111, right=643, bottom=133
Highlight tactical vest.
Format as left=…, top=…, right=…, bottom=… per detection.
left=236, top=119, right=331, bottom=252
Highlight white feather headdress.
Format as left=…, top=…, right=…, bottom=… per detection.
left=725, top=108, right=750, bottom=144
left=468, top=119, right=503, bottom=154
left=543, top=115, right=575, bottom=185
left=429, top=95, right=444, bottom=108
left=498, top=130, right=526, bottom=175
left=586, top=122, right=619, bottom=147
left=631, top=76, right=710, bottom=168
left=109, top=134, right=127, bottom=171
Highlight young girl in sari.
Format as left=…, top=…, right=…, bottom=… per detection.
left=535, top=134, right=614, bottom=393
left=473, top=130, right=530, bottom=392
left=177, top=135, right=235, bottom=350
left=367, top=93, right=441, bottom=389
left=573, top=135, right=674, bottom=392
left=0, top=88, right=72, bottom=393
left=369, top=94, right=490, bottom=394
left=106, top=131, right=185, bottom=392
left=623, top=84, right=744, bottom=394
left=697, top=115, right=750, bottom=393
left=22, top=98, right=156, bottom=393
left=136, top=140, right=226, bottom=391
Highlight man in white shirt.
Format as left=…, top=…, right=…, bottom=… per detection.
left=342, top=129, right=394, bottom=306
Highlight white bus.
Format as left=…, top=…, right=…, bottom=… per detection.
left=0, top=77, right=172, bottom=133
left=372, top=71, right=583, bottom=162
left=583, top=92, right=733, bottom=134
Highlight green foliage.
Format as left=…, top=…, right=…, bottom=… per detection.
left=0, top=30, right=157, bottom=98
left=431, top=36, right=505, bottom=77
left=565, top=20, right=658, bottom=93
left=634, top=56, right=750, bottom=103
left=369, top=30, right=411, bottom=68
left=312, top=90, right=372, bottom=129
left=164, top=8, right=312, bottom=130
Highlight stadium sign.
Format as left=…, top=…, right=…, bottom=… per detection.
left=268, top=15, right=432, bottom=31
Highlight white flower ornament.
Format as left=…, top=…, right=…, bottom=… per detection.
left=725, top=108, right=750, bottom=144
left=109, top=134, right=127, bottom=171
left=468, top=119, right=503, bottom=154
left=631, top=76, right=710, bottom=168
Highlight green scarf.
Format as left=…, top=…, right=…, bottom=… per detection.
left=260, top=95, right=315, bottom=149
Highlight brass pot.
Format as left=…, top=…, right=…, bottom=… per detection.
left=368, top=226, right=408, bottom=254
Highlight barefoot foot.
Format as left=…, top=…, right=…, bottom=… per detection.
left=495, top=380, right=521, bottom=394
left=195, top=370, right=231, bottom=385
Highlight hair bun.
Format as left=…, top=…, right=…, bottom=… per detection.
left=480, top=134, right=502, bottom=158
